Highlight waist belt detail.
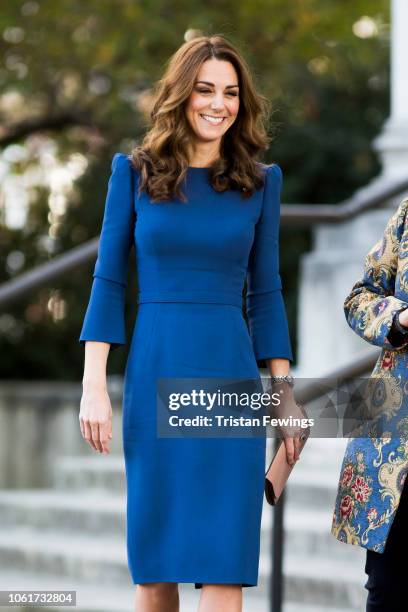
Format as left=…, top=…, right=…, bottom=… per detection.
left=137, top=291, right=243, bottom=308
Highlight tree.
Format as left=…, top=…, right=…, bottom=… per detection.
left=0, top=0, right=390, bottom=377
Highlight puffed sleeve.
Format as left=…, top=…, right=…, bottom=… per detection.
left=344, top=197, right=408, bottom=350
left=79, top=152, right=136, bottom=350
left=245, top=164, right=294, bottom=366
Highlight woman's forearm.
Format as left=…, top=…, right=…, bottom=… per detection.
left=266, top=357, right=291, bottom=377
left=82, top=341, right=111, bottom=390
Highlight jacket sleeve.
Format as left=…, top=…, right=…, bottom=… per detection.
left=344, top=197, right=408, bottom=350
left=79, top=152, right=136, bottom=350
left=245, top=164, right=294, bottom=366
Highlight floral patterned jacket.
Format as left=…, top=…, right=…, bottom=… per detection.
left=331, top=197, right=408, bottom=553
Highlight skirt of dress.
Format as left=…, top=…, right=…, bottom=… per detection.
left=121, top=301, right=267, bottom=588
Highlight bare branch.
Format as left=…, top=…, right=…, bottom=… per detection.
left=0, top=110, right=99, bottom=147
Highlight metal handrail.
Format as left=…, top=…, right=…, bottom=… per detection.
left=270, top=346, right=379, bottom=612
left=2, top=173, right=408, bottom=309
left=281, top=174, right=408, bottom=226
left=0, top=239, right=99, bottom=309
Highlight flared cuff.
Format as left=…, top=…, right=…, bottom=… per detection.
left=79, top=275, right=127, bottom=351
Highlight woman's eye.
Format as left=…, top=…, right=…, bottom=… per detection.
left=196, top=89, right=238, bottom=97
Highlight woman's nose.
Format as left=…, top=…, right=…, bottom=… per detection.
left=210, top=97, right=225, bottom=110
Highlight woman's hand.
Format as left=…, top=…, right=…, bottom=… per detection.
left=79, top=382, right=113, bottom=454
left=270, top=380, right=307, bottom=466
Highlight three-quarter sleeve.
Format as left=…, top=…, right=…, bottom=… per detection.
left=343, top=198, right=408, bottom=350
left=245, top=164, right=293, bottom=366
left=79, top=152, right=136, bottom=351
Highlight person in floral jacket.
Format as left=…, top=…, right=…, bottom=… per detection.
left=331, top=197, right=408, bottom=610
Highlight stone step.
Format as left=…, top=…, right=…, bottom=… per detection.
left=54, top=454, right=343, bottom=511
left=0, top=525, right=367, bottom=610
left=0, top=570, right=359, bottom=612
left=0, top=567, right=268, bottom=612
left=283, top=604, right=359, bottom=612
left=259, top=551, right=367, bottom=610
left=0, top=525, right=273, bottom=591
left=284, top=467, right=340, bottom=508
left=0, top=489, right=357, bottom=565
left=55, top=439, right=347, bottom=493
left=0, top=527, right=128, bottom=585
left=290, top=437, right=347, bottom=471
left=284, top=553, right=367, bottom=610
left=0, top=527, right=271, bottom=610
left=54, top=456, right=125, bottom=492
left=0, top=489, right=125, bottom=535
left=261, top=504, right=366, bottom=562
left=15, top=444, right=364, bottom=611
left=0, top=490, right=361, bottom=591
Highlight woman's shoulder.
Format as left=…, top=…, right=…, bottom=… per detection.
left=110, top=151, right=135, bottom=173
left=109, top=152, right=141, bottom=191
left=255, top=160, right=283, bottom=183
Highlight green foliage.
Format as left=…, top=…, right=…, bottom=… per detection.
left=0, top=0, right=390, bottom=377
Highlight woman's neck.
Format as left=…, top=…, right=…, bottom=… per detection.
left=187, top=144, right=221, bottom=168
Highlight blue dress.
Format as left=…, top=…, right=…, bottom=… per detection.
left=79, top=152, right=293, bottom=588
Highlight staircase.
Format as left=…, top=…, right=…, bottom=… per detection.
left=0, top=437, right=366, bottom=612
left=276, top=436, right=367, bottom=611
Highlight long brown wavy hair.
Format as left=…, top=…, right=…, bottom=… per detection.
left=130, top=34, right=273, bottom=203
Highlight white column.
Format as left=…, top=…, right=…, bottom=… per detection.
left=296, top=0, right=407, bottom=376
left=374, top=0, right=408, bottom=177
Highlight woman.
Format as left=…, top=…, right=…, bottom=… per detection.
left=79, top=34, right=298, bottom=612
left=331, top=197, right=408, bottom=611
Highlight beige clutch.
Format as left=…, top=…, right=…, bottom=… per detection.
left=264, top=428, right=310, bottom=505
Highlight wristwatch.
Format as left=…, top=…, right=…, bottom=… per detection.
left=271, top=374, right=295, bottom=388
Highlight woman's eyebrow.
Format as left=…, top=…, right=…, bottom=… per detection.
left=196, top=80, right=239, bottom=89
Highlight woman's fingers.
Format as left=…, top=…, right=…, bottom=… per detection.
left=99, top=419, right=111, bottom=454
left=284, top=436, right=302, bottom=466
left=80, top=417, right=111, bottom=454
left=79, top=388, right=112, bottom=454
left=284, top=437, right=295, bottom=465
left=90, top=421, right=102, bottom=452
left=293, top=436, right=301, bottom=461
left=83, top=420, right=98, bottom=451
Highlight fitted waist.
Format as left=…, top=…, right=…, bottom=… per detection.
left=137, top=290, right=243, bottom=308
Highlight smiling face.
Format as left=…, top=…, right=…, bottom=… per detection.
left=185, top=58, right=240, bottom=152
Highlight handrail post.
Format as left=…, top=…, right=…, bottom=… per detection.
left=270, top=435, right=285, bottom=612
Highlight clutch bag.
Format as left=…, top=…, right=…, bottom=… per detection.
left=264, top=428, right=310, bottom=505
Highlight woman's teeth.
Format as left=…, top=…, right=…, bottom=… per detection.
left=200, top=114, right=225, bottom=125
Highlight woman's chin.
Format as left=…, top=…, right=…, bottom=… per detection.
left=193, top=128, right=223, bottom=142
